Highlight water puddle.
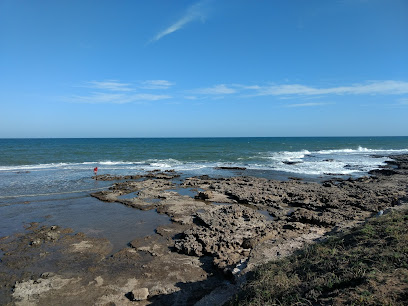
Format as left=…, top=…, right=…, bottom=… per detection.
left=0, top=195, right=171, bottom=254
left=257, top=209, right=274, bottom=221
left=118, top=192, right=139, bottom=200
left=144, top=198, right=161, bottom=204
left=166, top=188, right=200, bottom=198
left=286, top=207, right=296, bottom=216
left=212, top=202, right=230, bottom=206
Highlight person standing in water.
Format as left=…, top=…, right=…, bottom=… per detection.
left=94, top=167, right=98, bottom=180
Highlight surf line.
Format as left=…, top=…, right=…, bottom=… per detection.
left=0, top=187, right=107, bottom=199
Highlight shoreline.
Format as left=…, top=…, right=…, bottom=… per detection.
left=1, top=155, right=407, bottom=305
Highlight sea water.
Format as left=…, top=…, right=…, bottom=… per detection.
left=1, top=137, right=408, bottom=196
left=1, top=137, right=407, bottom=249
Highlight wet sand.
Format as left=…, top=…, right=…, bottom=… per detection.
left=1, top=155, right=407, bottom=305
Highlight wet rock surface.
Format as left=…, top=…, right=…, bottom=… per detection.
left=92, top=170, right=180, bottom=181
left=1, top=155, right=407, bottom=305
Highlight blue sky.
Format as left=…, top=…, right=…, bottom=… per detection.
left=1, top=0, right=407, bottom=137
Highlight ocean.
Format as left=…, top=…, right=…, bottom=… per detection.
left=1, top=137, right=408, bottom=250
left=2, top=137, right=408, bottom=197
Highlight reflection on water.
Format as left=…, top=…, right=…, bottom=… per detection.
left=257, top=209, right=274, bottom=221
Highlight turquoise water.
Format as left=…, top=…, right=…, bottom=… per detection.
left=1, top=137, right=408, bottom=199
left=1, top=137, right=408, bottom=167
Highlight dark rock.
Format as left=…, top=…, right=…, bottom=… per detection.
left=282, top=161, right=302, bottom=165
left=369, top=169, right=398, bottom=176
left=214, top=166, right=247, bottom=170
left=127, top=288, right=149, bottom=301
left=289, top=177, right=303, bottom=181
left=194, top=191, right=212, bottom=200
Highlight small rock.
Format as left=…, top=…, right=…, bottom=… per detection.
left=128, top=288, right=149, bottom=301
left=46, top=231, right=59, bottom=241
left=41, top=272, right=56, bottom=278
left=194, top=191, right=212, bottom=200
left=282, top=161, right=302, bottom=165
left=30, top=239, right=41, bottom=246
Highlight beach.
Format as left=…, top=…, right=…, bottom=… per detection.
left=1, top=144, right=408, bottom=304
left=3, top=0, right=408, bottom=303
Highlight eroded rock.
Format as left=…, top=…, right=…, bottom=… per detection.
left=128, top=287, right=149, bottom=301
left=174, top=205, right=275, bottom=269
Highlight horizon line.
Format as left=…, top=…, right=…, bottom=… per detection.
left=1, top=136, right=408, bottom=140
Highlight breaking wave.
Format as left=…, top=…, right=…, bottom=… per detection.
left=0, top=147, right=407, bottom=177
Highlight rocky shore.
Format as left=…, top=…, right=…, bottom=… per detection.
left=1, top=155, right=407, bottom=305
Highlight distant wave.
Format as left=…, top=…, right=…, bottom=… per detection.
left=0, top=159, right=207, bottom=172
left=0, top=161, right=132, bottom=171
left=315, top=146, right=408, bottom=155
left=1, top=147, right=407, bottom=176
left=262, top=147, right=408, bottom=161
left=262, top=150, right=311, bottom=162
left=255, top=147, right=408, bottom=176
left=0, top=162, right=77, bottom=171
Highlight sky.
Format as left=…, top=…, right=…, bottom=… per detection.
left=0, top=0, right=407, bottom=138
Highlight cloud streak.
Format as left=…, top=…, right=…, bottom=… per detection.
left=150, top=0, right=209, bottom=43
left=86, top=80, right=133, bottom=92
left=189, top=80, right=408, bottom=98
left=69, top=79, right=408, bottom=105
left=397, top=98, right=408, bottom=105
left=70, top=79, right=174, bottom=104
left=285, top=102, right=333, bottom=108
left=70, top=93, right=171, bottom=104
left=140, top=80, right=175, bottom=89
left=254, top=80, right=408, bottom=96
left=193, top=84, right=237, bottom=95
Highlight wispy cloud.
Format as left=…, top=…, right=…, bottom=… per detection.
left=184, top=96, right=199, bottom=100
left=188, top=80, right=408, bottom=99
left=86, top=80, right=133, bottom=92
left=255, top=80, right=408, bottom=96
left=397, top=98, right=408, bottom=105
left=69, top=79, right=408, bottom=104
left=150, top=0, right=209, bottom=43
left=285, top=102, right=333, bottom=108
left=70, top=93, right=171, bottom=104
left=140, top=80, right=175, bottom=89
left=194, top=84, right=237, bottom=95
left=69, top=79, right=173, bottom=104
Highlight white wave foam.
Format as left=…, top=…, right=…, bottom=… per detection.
left=272, top=161, right=352, bottom=175
left=148, top=158, right=183, bottom=168
left=252, top=146, right=408, bottom=176
left=316, top=146, right=408, bottom=155
left=264, top=150, right=311, bottom=162
left=0, top=162, right=73, bottom=171
left=0, top=161, right=128, bottom=171
left=99, top=161, right=134, bottom=166
left=1, top=146, right=407, bottom=176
